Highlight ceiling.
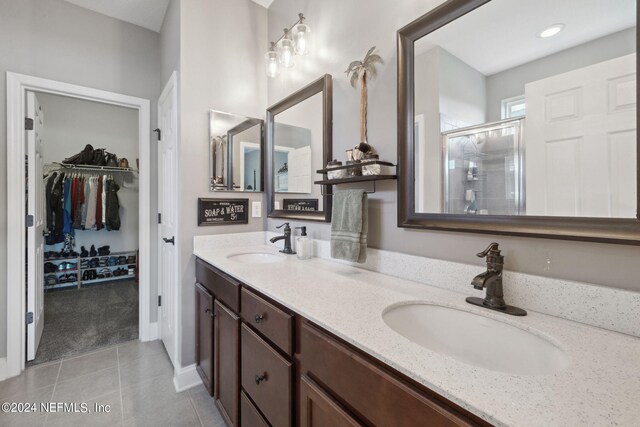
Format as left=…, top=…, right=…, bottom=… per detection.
left=64, top=0, right=170, bottom=32
left=416, top=0, right=636, bottom=75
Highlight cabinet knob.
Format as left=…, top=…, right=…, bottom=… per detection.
left=205, top=308, right=215, bottom=318
left=254, top=314, right=265, bottom=324
left=255, top=373, right=267, bottom=385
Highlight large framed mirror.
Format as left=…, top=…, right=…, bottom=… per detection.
left=398, top=0, right=640, bottom=244
left=266, top=74, right=333, bottom=222
left=209, top=110, right=264, bottom=192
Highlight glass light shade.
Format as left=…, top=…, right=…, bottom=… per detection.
left=264, top=51, right=280, bottom=78
left=292, top=23, right=310, bottom=55
left=277, top=38, right=295, bottom=68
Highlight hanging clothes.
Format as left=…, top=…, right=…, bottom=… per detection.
left=44, top=167, right=122, bottom=239
left=106, top=180, right=121, bottom=231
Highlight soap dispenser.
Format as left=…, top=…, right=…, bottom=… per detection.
left=295, top=226, right=313, bottom=260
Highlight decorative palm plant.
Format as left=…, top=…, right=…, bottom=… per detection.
left=345, top=46, right=383, bottom=144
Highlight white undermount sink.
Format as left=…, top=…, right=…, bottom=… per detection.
left=226, top=251, right=285, bottom=264
left=383, top=303, right=569, bottom=375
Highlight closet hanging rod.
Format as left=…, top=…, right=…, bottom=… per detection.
left=47, top=162, right=138, bottom=173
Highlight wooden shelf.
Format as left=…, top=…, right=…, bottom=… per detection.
left=314, top=175, right=397, bottom=185
left=316, top=160, right=395, bottom=174
left=81, top=275, right=134, bottom=286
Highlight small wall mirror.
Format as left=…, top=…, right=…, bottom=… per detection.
left=398, top=0, right=640, bottom=244
left=209, top=110, right=264, bottom=192
left=267, top=74, right=333, bottom=221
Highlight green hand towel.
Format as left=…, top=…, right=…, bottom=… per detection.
left=331, top=189, right=368, bottom=263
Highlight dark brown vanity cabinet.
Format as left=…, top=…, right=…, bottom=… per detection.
left=214, top=300, right=240, bottom=427
left=240, top=287, right=295, bottom=427
left=195, top=259, right=241, bottom=427
left=195, top=258, right=491, bottom=427
left=297, top=322, right=489, bottom=427
left=195, top=282, right=214, bottom=396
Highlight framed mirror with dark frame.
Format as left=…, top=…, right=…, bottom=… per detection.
left=266, top=74, right=333, bottom=222
left=398, top=0, right=640, bottom=244
left=209, top=109, right=264, bottom=192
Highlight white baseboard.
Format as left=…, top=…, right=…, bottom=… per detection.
left=147, top=322, right=159, bottom=341
left=173, top=363, right=202, bottom=392
left=0, top=357, right=7, bottom=382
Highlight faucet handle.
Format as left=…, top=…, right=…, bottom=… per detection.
left=276, top=222, right=290, bottom=230
left=476, top=242, right=500, bottom=258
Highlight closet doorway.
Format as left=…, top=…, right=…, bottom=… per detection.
left=6, top=73, right=152, bottom=378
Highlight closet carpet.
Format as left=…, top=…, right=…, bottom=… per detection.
left=28, top=280, right=139, bottom=366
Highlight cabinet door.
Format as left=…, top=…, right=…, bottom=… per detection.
left=299, top=375, right=362, bottom=427
left=195, top=283, right=214, bottom=396
left=214, top=300, right=240, bottom=427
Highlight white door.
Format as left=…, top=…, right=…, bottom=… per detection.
left=27, top=91, right=45, bottom=361
left=525, top=54, right=636, bottom=217
left=158, top=72, right=179, bottom=368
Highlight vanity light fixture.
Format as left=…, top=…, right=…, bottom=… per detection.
left=265, top=13, right=310, bottom=77
left=538, top=23, right=565, bottom=38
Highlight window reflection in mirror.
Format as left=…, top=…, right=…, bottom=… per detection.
left=273, top=92, right=323, bottom=212
left=413, top=0, right=637, bottom=218
left=209, top=110, right=263, bottom=192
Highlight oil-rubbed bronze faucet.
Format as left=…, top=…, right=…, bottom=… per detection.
left=270, top=223, right=296, bottom=255
left=466, top=243, right=526, bottom=316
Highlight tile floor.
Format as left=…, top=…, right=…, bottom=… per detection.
left=0, top=340, right=225, bottom=427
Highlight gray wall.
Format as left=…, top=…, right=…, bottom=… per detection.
left=160, top=0, right=181, bottom=85
left=38, top=93, right=140, bottom=253
left=0, top=0, right=161, bottom=358
left=178, top=0, right=267, bottom=366
left=486, top=27, right=636, bottom=122
left=266, top=0, right=640, bottom=292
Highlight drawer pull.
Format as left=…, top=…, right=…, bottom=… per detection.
left=254, top=314, right=265, bottom=324
left=205, top=308, right=215, bottom=318
left=254, top=373, right=267, bottom=385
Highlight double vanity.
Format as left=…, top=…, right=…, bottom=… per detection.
left=192, top=233, right=640, bottom=427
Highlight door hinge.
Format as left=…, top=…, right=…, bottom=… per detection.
left=158, top=213, right=162, bottom=224
left=26, top=312, right=33, bottom=325
left=25, top=117, right=34, bottom=130
left=26, top=214, right=34, bottom=227
left=153, top=128, right=162, bottom=141
left=158, top=296, right=162, bottom=307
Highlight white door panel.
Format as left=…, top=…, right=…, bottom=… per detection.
left=158, top=73, right=179, bottom=368
left=27, top=91, right=45, bottom=361
left=525, top=54, right=636, bottom=217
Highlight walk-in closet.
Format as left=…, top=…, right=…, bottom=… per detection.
left=27, top=92, right=141, bottom=365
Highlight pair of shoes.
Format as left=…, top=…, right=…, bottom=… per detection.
left=57, top=262, right=76, bottom=271
left=89, top=258, right=100, bottom=268
left=45, top=274, right=58, bottom=286
left=44, top=262, right=57, bottom=273
left=98, top=245, right=110, bottom=256
left=80, top=259, right=89, bottom=269
left=127, top=255, right=136, bottom=264
left=80, top=246, right=89, bottom=258
left=82, top=270, right=98, bottom=281
left=97, top=268, right=112, bottom=279
left=113, top=267, right=130, bottom=277
left=59, top=273, right=77, bottom=283
left=89, top=245, right=97, bottom=257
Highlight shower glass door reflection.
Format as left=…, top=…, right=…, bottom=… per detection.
left=443, top=118, right=524, bottom=215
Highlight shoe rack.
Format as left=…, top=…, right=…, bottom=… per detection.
left=44, top=250, right=138, bottom=292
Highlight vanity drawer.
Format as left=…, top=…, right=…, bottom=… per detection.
left=241, top=287, right=293, bottom=355
left=240, top=391, right=269, bottom=427
left=241, top=324, right=292, bottom=427
left=299, top=322, right=479, bottom=427
left=196, top=258, right=240, bottom=312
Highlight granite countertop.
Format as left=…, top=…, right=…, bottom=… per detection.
left=193, top=240, right=640, bottom=427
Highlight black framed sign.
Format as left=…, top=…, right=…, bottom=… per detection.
left=282, top=198, right=319, bottom=212
left=198, top=198, right=249, bottom=225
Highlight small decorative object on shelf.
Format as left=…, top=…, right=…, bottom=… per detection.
left=326, top=160, right=346, bottom=180
left=345, top=46, right=383, bottom=146
left=362, top=153, right=380, bottom=175
left=346, top=160, right=362, bottom=176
